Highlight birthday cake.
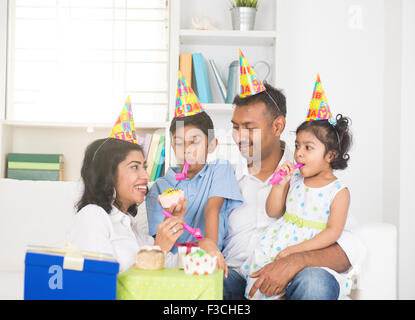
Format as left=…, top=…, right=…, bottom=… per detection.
left=183, top=249, right=217, bottom=275
left=135, top=246, right=165, bottom=270
left=158, top=188, right=184, bottom=209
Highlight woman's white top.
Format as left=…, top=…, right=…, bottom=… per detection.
left=66, top=204, right=178, bottom=272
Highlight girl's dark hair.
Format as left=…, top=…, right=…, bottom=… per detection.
left=233, top=82, right=287, bottom=119
left=169, top=111, right=215, bottom=143
left=296, top=114, right=352, bottom=170
left=76, top=137, right=144, bottom=217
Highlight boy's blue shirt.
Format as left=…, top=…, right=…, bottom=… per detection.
left=146, top=159, right=243, bottom=253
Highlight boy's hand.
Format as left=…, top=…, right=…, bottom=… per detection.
left=198, top=238, right=228, bottom=278
left=158, top=197, right=187, bottom=220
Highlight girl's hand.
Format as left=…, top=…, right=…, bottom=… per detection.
left=154, top=217, right=184, bottom=253
left=273, top=161, right=295, bottom=186
left=198, top=238, right=228, bottom=278
left=276, top=245, right=297, bottom=260
left=159, top=197, right=188, bottom=220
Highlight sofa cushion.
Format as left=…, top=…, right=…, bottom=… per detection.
left=0, top=179, right=83, bottom=272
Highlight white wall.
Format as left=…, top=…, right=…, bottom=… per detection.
left=276, top=0, right=385, bottom=224
left=275, top=0, right=414, bottom=299
left=399, top=0, right=415, bottom=300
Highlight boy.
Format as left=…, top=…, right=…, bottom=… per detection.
left=146, top=74, right=243, bottom=256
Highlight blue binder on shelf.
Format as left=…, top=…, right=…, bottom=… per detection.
left=192, top=53, right=212, bottom=103
left=155, top=147, right=165, bottom=179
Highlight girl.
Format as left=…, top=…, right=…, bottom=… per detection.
left=241, top=114, right=353, bottom=300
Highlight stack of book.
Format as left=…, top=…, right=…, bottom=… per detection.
left=7, top=153, right=64, bottom=181
left=137, top=134, right=165, bottom=182
left=179, top=52, right=212, bottom=103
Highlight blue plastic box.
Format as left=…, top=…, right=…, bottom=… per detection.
left=24, top=246, right=119, bottom=300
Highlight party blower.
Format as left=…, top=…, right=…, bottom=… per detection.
left=269, top=163, right=304, bottom=185
left=161, top=210, right=203, bottom=240
left=175, top=161, right=189, bottom=181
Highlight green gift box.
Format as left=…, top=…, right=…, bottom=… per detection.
left=117, top=268, right=223, bottom=300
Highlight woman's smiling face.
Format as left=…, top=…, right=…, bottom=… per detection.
left=114, top=150, right=149, bottom=213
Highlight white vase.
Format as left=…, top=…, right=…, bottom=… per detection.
left=230, top=7, right=257, bottom=31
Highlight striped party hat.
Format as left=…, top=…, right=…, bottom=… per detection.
left=239, top=49, right=266, bottom=98
left=109, top=96, right=137, bottom=144
left=175, top=71, right=205, bottom=118
left=306, top=74, right=333, bottom=121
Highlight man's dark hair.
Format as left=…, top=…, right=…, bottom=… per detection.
left=232, top=82, right=287, bottom=120
left=169, top=111, right=215, bottom=143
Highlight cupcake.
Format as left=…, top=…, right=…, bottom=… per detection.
left=158, top=188, right=184, bottom=208
left=135, top=246, right=165, bottom=270
left=183, top=249, right=217, bottom=275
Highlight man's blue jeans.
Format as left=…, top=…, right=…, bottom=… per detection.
left=223, top=267, right=340, bottom=300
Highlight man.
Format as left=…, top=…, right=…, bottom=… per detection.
left=222, top=83, right=365, bottom=300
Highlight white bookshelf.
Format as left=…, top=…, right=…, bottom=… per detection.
left=179, top=29, right=277, bottom=46
left=1, top=120, right=169, bottom=130
left=169, top=0, right=278, bottom=166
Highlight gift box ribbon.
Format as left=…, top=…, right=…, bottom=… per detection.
left=26, top=243, right=117, bottom=271
left=175, top=242, right=199, bottom=254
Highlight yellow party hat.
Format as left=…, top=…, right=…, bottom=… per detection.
left=109, top=96, right=137, bottom=144
left=175, top=71, right=205, bottom=118
left=306, top=74, right=333, bottom=121
left=239, top=49, right=266, bottom=98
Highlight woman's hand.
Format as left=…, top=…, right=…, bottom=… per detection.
left=198, top=238, right=228, bottom=278
left=154, top=217, right=184, bottom=253
left=159, top=197, right=187, bottom=220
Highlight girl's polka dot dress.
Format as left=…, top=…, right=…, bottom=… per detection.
left=241, top=172, right=353, bottom=300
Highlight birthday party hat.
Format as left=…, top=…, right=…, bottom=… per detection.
left=109, top=96, right=137, bottom=144
left=306, top=74, right=333, bottom=121
left=239, top=49, right=266, bottom=98
left=175, top=71, right=205, bottom=118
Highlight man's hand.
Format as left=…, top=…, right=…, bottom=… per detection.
left=248, top=253, right=305, bottom=299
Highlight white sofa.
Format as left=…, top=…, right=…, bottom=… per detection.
left=0, top=178, right=397, bottom=300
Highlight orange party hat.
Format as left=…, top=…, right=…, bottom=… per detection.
left=239, top=49, right=266, bottom=98
left=109, top=96, right=137, bottom=144
left=175, top=71, right=205, bottom=118
left=306, top=74, right=333, bottom=121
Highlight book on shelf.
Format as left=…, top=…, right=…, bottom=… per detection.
left=192, top=53, right=212, bottom=103
left=179, top=53, right=193, bottom=88
left=155, top=146, right=165, bottom=180
left=142, top=133, right=153, bottom=159
left=150, top=136, right=165, bottom=182
left=137, top=135, right=145, bottom=148
left=145, top=133, right=161, bottom=178
left=7, top=169, right=62, bottom=181
left=7, top=153, right=64, bottom=181
left=8, top=153, right=63, bottom=163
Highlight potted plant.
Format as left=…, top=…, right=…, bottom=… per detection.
left=229, top=0, right=259, bottom=31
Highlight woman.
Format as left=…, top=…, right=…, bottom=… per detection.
left=67, top=137, right=223, bottom=273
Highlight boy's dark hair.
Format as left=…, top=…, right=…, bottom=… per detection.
left=232, top=82, right=287, bottom=120
left=169, top=111, right=215, bottom=143
left=296, top=114, right=352, bottom=170
left=76, top=138, right=144, bottom=217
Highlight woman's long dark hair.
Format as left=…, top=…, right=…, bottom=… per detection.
left=76, top=138, right=144, bottom=217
